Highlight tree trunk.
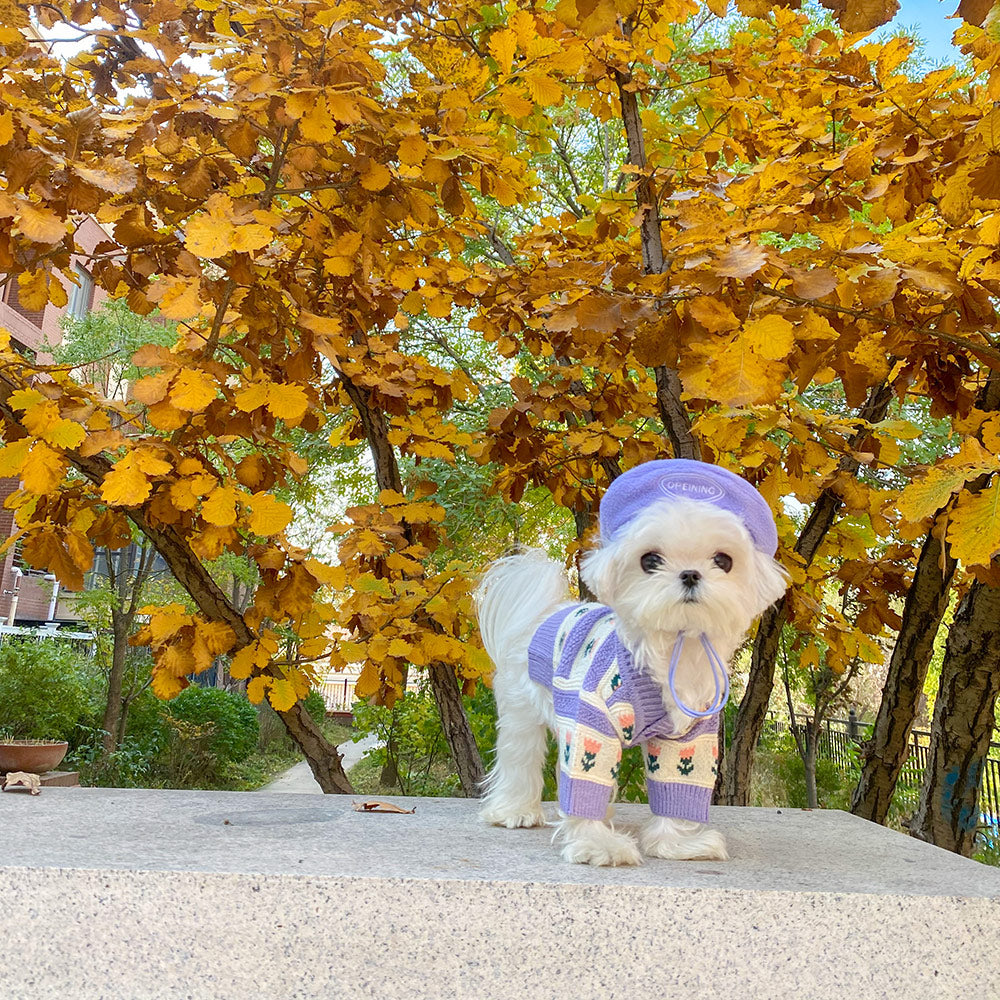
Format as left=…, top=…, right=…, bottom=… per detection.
left=574, top=507, right=597, bottom=602
left=614, top=59, right=699, bottom=462
left=279, top=699, right=353, bottom=793
left=850, top=517, right=955, bottom=823
left=853, top=374, right=998, bottom=825
left=804, top=727, right=819, bottom=810
left=716, top=382, right=893, bottom=805
left=910, top=579, right=1000, bottom=855
left=100, top=607, right=129, bottom=754
left=427, top=660, right=486, bottom=796
left=340, top=372, right=485, bottom=793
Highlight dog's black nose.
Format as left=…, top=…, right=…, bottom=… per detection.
left=679, top=569, right=701, bottom=589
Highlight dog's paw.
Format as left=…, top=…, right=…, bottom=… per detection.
left=555, top=818, right=643, bottom=866
left=560, top=832, right=643, bottom=867
left=480, top=805, right=546, bottom=828
left=639, top=817, right=729, bottom=861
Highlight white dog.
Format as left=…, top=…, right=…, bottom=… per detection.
left=475, top=459, right=788, bottom=866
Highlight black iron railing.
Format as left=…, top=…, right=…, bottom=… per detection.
left=760, top=714, right=1000, bottom=848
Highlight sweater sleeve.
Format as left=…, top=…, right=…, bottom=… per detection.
left=557, top=702, right=623, bottom=821
left=643, top=714, right=719, bottom=823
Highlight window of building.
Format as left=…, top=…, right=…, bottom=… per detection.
left=66, top=264, right=95, bottom=320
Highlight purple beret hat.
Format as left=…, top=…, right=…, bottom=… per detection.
left=599, top=459, right=779, bottom=555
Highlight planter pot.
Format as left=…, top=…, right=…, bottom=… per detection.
left=0, top=741, right=69, bottom=774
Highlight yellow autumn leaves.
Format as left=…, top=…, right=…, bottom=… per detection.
left=132, top=358, right=313, bottom=428
left=184, top=193, right=277, bottom=260
left=98, top=447, right=292, bottom=536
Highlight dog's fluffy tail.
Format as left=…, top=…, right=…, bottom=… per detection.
left=474, top=549, right=569, bottom=676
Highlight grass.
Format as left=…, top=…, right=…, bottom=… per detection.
left=221, top=741, right=302, bottom=790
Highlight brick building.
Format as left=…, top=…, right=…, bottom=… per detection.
left=0, top=217, right=110, bottom=626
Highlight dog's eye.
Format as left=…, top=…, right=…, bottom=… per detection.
left=713, top=552, right=733, bottom=573
left=640, top=552, right=664, bottom=574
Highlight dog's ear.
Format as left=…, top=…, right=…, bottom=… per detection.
left=580, top=544, right=618, bottom=603
left=749, top=550, right=790, bottom=617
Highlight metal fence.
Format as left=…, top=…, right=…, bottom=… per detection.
left=761, top=714, right=1000, bottom=845
left=318, top=675, right=358, bottom=713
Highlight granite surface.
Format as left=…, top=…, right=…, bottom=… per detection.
left=1, top=790, right=998, bottom=999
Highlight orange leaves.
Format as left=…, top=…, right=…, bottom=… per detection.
left=135, top=606, right=240, bottom=701
left=360, top=160, right=392, bottom=192
left=743, top=315, right=796, bottom=361
left=488, top=28, right=518, bottom=74
left=947, top=481, right=1000, bottom=569
left=202, top=485, right=239, bottom=527
left=184, top=192, right=274, bottom=259
left=682, top=313, right=795, bottom=407
left=818, top=0, right=899, bottom=33
left=266, top=384, right=310, bottom=424
left=21, top=443, right=67, bottom=494
left=16, top=203, right=67, bottom=245
left=72, top=157, right=137, bottom=194
left=712, top=243, right=769, bottom=280
left=246, top=492, right=294, bottom=537
left=170, top=370, right=218, bottom=412
left=101, top=447, right=172, bottom=506
left=21, top=528, right=93, bottom=591
left=235, top=379, right=311, bottom=425
left=148, top=276, right=203, bottom=320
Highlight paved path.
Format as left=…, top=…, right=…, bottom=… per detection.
left=260, top=733, right=381, bottom=794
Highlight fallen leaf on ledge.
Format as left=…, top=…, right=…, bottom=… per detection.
left=2, top=772, right=41, bottom=794
left=352, top=800, right=415, bottom=814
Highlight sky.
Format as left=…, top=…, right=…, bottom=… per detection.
left=889, top=0, right=965, bottom=64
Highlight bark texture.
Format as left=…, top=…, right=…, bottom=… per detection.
left=716, top=381, right=893, bottom=805
left=615, top=64, right=700, bottom=462
left=852, top=375, right=999, bottom=825
left=100, top=544, right=156, bottom=753
left=850, top=518, right=956, bottom=823
left=910, top=579, right=1000, bottom=855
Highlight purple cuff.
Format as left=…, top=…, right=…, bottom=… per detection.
left=647, top=781, right=712, bottom=824
left=559, top=777, right=613, bottom=820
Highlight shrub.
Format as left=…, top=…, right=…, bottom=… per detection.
left=164, top=686, right=258, bottom=763
left=0, top=639, right=100, bottom=742
left=68, top=727, right=158, bottom=787
left=353, top=683, right=454, bottom=795
left=303, top=689, right=327, bottom=724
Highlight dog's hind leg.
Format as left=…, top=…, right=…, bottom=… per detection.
left=479, top=695, right=548, bottom=829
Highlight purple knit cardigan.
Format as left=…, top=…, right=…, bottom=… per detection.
left=528, top=603, right=719, bottom=823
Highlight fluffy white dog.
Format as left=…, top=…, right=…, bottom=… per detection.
left=475, top=459, right=788, bottom=866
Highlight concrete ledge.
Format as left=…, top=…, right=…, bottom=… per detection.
left=1, top=790, right=998, bottom=999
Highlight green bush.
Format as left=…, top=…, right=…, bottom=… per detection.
left=751, top=728, right=859, bottom=810
left=303, top=690, right=327, bottom=724
left=164, top=686, right=259, bottom=763
left=353, top=683, right=455, bottom=795
left=69, top=727, right=158, bottom=787
left=0, top=639, right=100, bottom=742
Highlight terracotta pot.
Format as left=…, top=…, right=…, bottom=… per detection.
left=0, top=741, right=69, bottom=774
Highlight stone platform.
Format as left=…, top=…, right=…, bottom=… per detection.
left=1, top=789, right=998, bottom=999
